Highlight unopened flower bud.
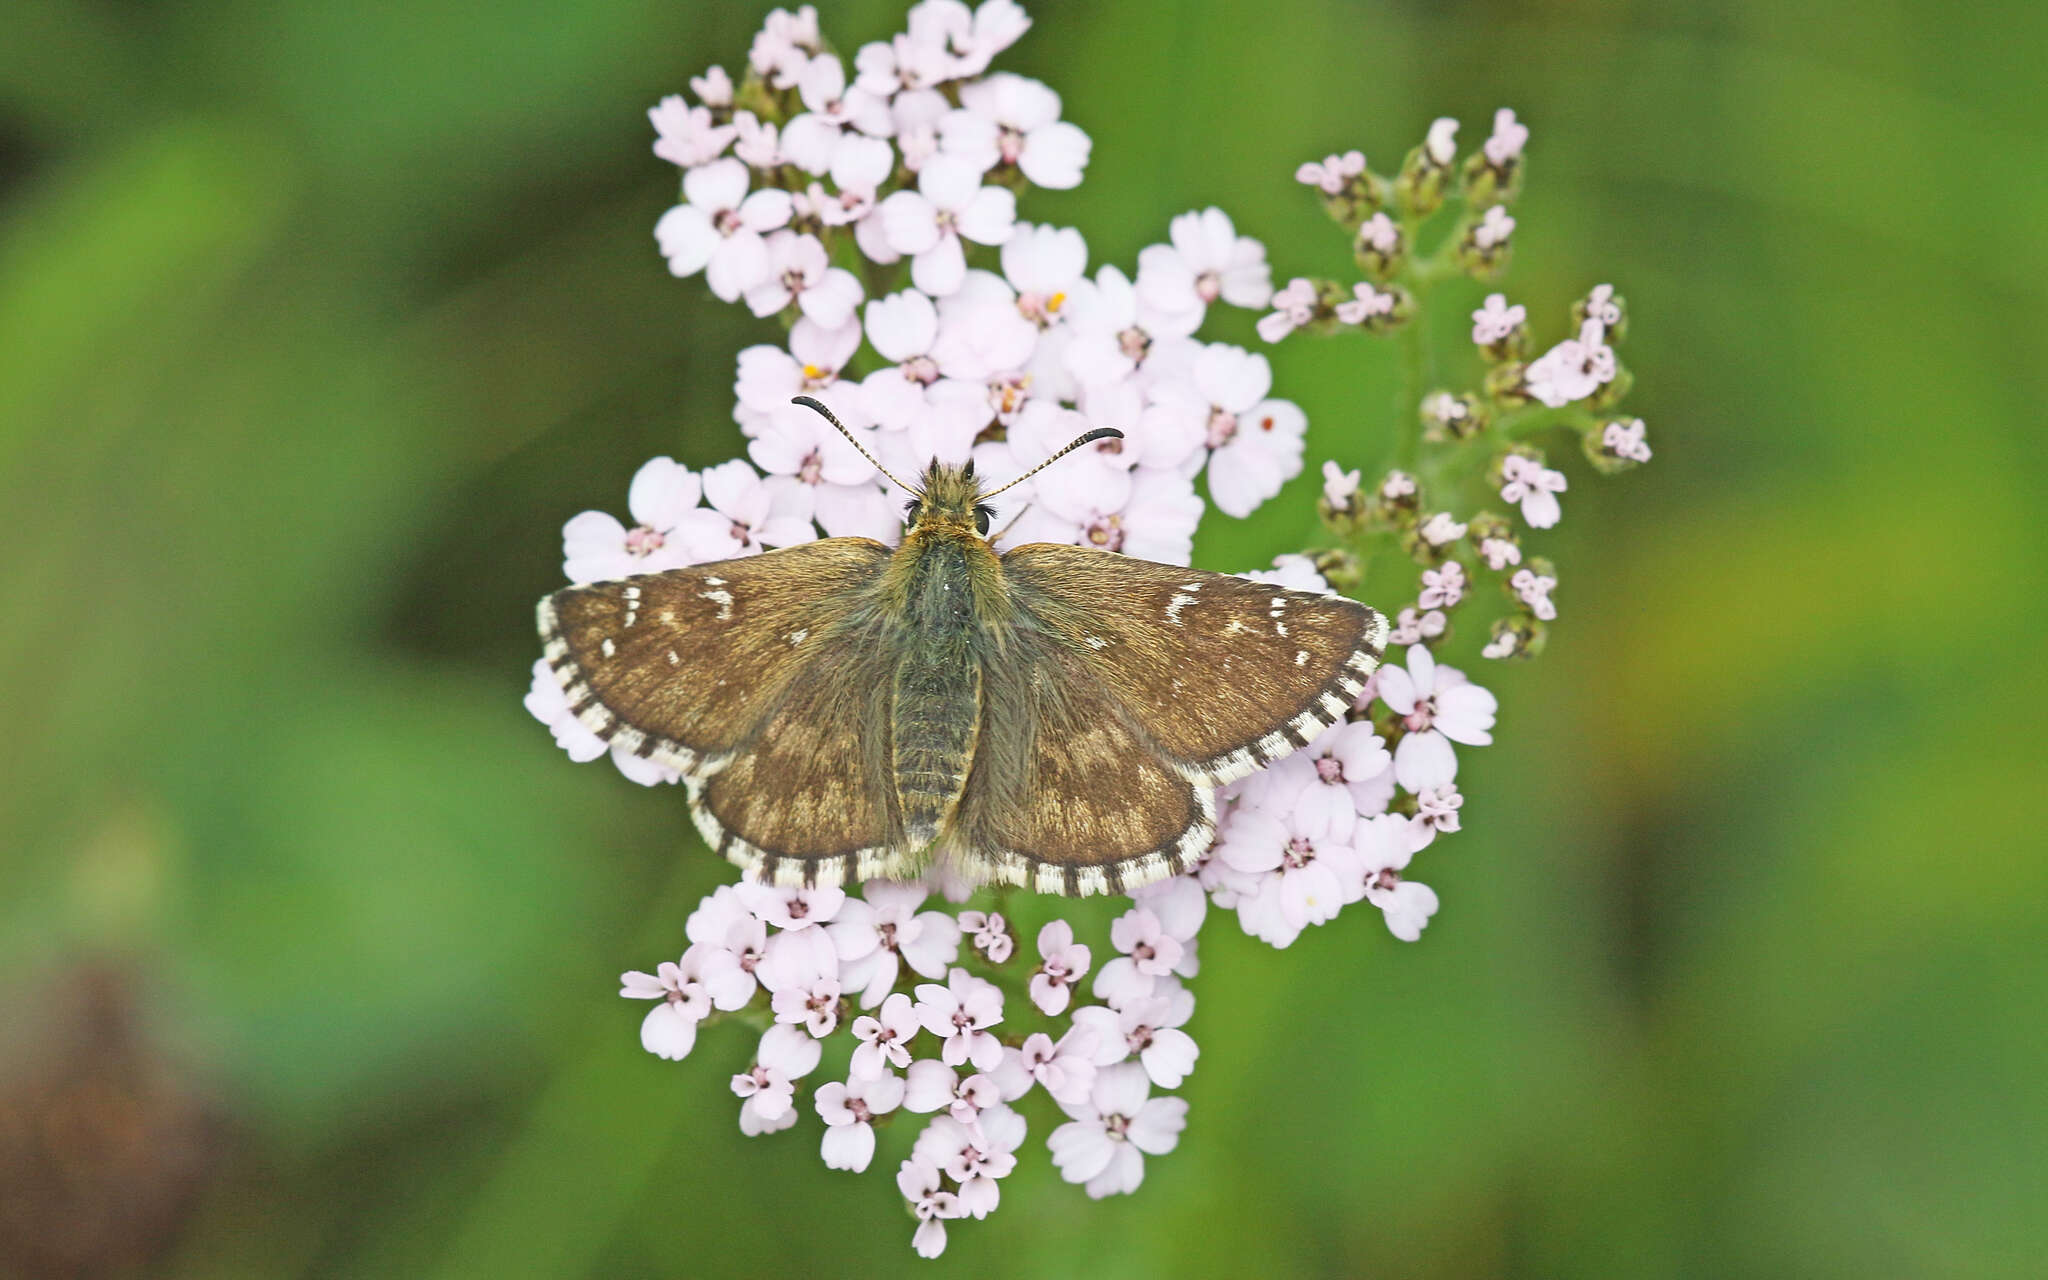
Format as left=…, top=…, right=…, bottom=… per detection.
left=1585, top=416, right=1652, bottom=473
left=1396, top=117, right=1459, bottom=218
left=1353, top=212, right=1405, bottom=279
left=1456, top=204, right=1515, bottom=277
left=1481, top=614, right=1546, bottom=661
left=1318, top=461, right=1368, bottom=534
left=1484, top=360, right=1533, bottom=408
left=1310, top=544, right=1364, bottom=591
left=1296, top=149, right=1388, bottom=229
left=1469, top=293, right=1528, bottom=362
left=1572, top=283, right=1626, bottom=342
left=1420, top=390, right=1487, bottom=442
left=1460, top=107, right=1527, bottom=205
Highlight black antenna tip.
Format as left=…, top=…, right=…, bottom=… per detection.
left=1076, top=427, right=1124, bottom=446
left=792, top=394, right=827, bottom=414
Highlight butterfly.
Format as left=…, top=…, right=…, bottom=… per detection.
left=536, top=396, right=1389, bottom=896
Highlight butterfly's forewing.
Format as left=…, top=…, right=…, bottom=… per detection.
left=953, top=631, right=1215, bottom=895
left=537, top=538, right=891, bottom=774
left=999, top=543, right=1390, bottom=787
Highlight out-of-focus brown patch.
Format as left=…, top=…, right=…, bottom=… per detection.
left=0, top=964, right=221, bottom=1280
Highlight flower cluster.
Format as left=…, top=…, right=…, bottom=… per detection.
left=1276, top=107, right=1650, bottom=664
left=525, top=1, right=1651, bottom=1260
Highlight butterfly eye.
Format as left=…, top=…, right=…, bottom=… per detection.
left=974, top=506, right=992, bottom=536
left=905, top=501, right=923, bottom=525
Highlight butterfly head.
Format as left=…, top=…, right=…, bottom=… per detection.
left=905, top=461, right=998, bottom=538
left=791, top=394, right=1124, bottom=545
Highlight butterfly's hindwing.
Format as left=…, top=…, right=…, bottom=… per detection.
left=691, top=623, right=909, bottom=888
left=951, top=631, right=1215, bottom=897
left=999, top=543, right=1390, bottom=787
left=538, top=538, right=890, bottom=773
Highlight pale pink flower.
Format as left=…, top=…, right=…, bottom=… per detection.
left=619, top=944, right=742, bottom=1060
left=744, top=231, right=864, bottom=328
left=748, top=6, right=821, bottom=86
left=560, top=456, right=702, bottom=583
left=1296, top=721, right=1394, bottom=836
left=1072, top=978, right=1198, bottom=1089
left=990, top=1028, right=1100, bottom=1106
left=816, top=1070, right=906, bottom=1172
left=1358, top=211, right=1400, bottom=256
left=1389, top=606, right=1447, bottom=648
left=1357, top=814, right=1439, bottom=941
left=914, top=968, right=1005, bottom=1071
left=1030, top=919, right=1092, bottom=1015
left=1142, top=342, right=1302, bottom=516
left=1295, top=149, right=1365, bottom=193
left=672, top=459, right=816, bottom=559
left=878, top=154, right=1017, bottom=296
left=1380, top=469, right=1417, bottom=501
left=904, top=1060, right=999, bottom=1136
left=732, top=110, right=787, bottom=170
left=779, top=54, right=893, bottom=174
left=648, top=95, right=736, bottom=168
left=732, top=1023, right=823, bottom=1132
left=737, top=882, right=845, bottom=931
left=911, top=1106, right=1026, bottom=1220
left=1511, top=566, right=1558, bottom=620
left=1603, top=417, right=1652, bottom=463
left=1484, top=108, right=1529, bottom=167
left=1135, top=207, right=1272, bottom=334
left=753, top=922, right=837, bottom=999
left=1418, top=511, right=1467, bottom=547
left=1413, top=782, right=1464, bottom=844
left=1524, top=317, right=1616, bottom=408
left=770, top=970, right=844, bottom=1038
left=1418, top=560, right=1466, bottom=610
left=817, top=134, right=895, bottom=229
left=1216, top=806, right=1364, bottom=947
left=950, top=0, right=1032, bottom=78
left=944, top=73, right=1092, bottom=189
left=1472, top=292, right=1526, bottom=345
left=1472, top=204, right=1515, bottom=251
left=1335, top=282, right=1396, bottom=325
left=1000, top=223, right=1087, bottom=327
left=525, top=660, right=605, bottom=764
left=746, top=396, right=895, bottom=539
left=1131, top=876, right=1207, bottom=970
left=850, top=992, right=922, bottom=1078
left=1093, top=908, right=1183, bottom=1005
left=689, top=66, right=733, bottom=109
left=1479, top=536, right=1521, bottom=570
left=1499, top=453, right=1568, bottom=529
left=1481, top=630, right=1520, bottom=661
left=1240, top=553, right=1329, bottom=595
left=898, top=1157, right=963, bottom=1259
left=1048, top=1063, right=1188, bottom=1199
left=653, top=159, right=793, bottom=304
left=959, top=909, right=1014, bottom=963
left=1376, top=645, right=1497, bottom=791
left=830, top=880, right=962, bottom=1007
left=1000, top=465, right=1204, bottom=565
left=1257, top=276, right=1317, bottom=343
left=1321, top=460, right=1361, bottom=507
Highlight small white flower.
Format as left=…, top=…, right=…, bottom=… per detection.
left=1135, top=207, right=1273, bottom=333
left=731, top=1023, right=823, bottom=1132
left=619, top=942, right=746, bottom=1060
left=1524, top=317, right=1617, bottom=408
left=913, top=968, right=1005, bottom=1072
left=1358, top=211, right=1400, bottom=256
left=1499, top=454, right=1568, bottom=529
left=1093, top=908, right=1183, bottom=1005
left=1048, top=1063, right=1188, bottom=1199
left=1030, top=919, right=1092, bottom=1015
left=653, top=158, right=793, bottom=302
left=1322, top=460, right=1361, bottom=507
left=1335, top=282, right=1396, bottom=326
left=944, top=73, right=1092, bottom=189
left=1414, top=782, right=1464, bottom=844
left=815, top=1070, right=905, bottom=1172
left=878, top=155, right=1017, bottom=296
left=959, top=909, right=1014, bottom=963
left=1071, top=978, right=1199, bottom=1089
left=1380, top=470, right=1417, bottom=501
left=689, top=66, right=733, bottom=109
left=1603, top=417, right=1652, bottom=463
left=1357, top=814, right=1439, bottom=941
left=1511, top=567, right=1558, bottom=620
left=1389, top=606, right=1446, bottom=647
left=1472, top=204, right=1516, bottom=251
left=732, top=110, right=787, bottom=170
left=1485, top=107, right=1528, bottom=167
left=898, top=1157, right=963, bottom=1259
left=1376, top=645, right=1497, bottom=791
left=1471, top=292, right=1526, bottom=345
left=849, top=992, right=922, bottom=1077
left=1257, top=277, right=1318, bottom=343
left=1418, top=511, right=1467, bottom=547
left=649, top=95, right=736, bottom=168
left=1424, top=116, right=1459, bottom=166
left=744, top=231, right=864, bottom=328
left=831, top=880, right=961, bottom=1007
left=912, top=1105, right=1025, bottom=1219
left=1479, top=536, right=1521, bottom=570
left=1295, top=149, right=1365, bottom=193
left=1418, top=560, right=1466, bottom=610
left=559, top=456, right=703, bottom=583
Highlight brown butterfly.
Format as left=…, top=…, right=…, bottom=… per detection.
left=536, top=396, right=1389, bottom=896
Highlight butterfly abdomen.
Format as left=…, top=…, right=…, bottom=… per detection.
left=888, top=532, right=992, bottom=852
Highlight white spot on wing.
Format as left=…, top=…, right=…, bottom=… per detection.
left=601, top=638, right=616, bottom=659
left=1166, top=592, right=1197, bottom=625
left=700, top=588, right=735, bottom=621
left=667, top=650, right=680, bottom=664
left=790, top=628, right=808, bottom=645
left=1295, top=649, right=1309, bottom=665
left=1085, top=635, right=1109, bottom=649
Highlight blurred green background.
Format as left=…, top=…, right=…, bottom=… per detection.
left=3, top=1, right=2043, bottom=1276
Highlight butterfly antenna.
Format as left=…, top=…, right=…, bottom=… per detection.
left=791, top=395, right=918, bottom=496
left=982, top=427, right=1125, bottom=498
